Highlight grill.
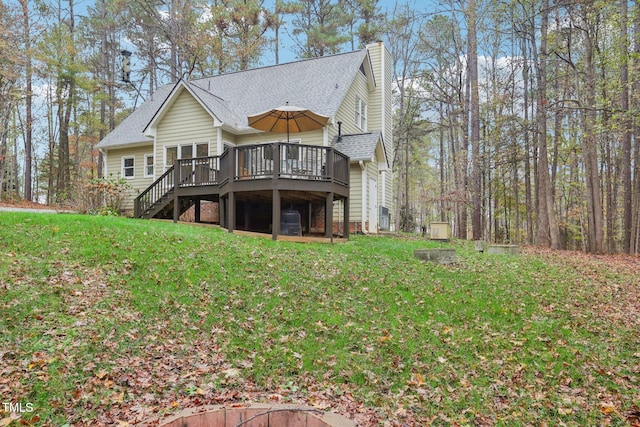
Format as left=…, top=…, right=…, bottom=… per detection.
left=280, top=209, right=302, bottom=236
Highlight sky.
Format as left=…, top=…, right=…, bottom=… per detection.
left=113, top=0, right=420, bottom=70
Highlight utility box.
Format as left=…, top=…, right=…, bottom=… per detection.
left=414, top=248, right=457, bottom=265
left=430, top=222, right=451, bottom=241
left=488, top=244, right=519, bottom=255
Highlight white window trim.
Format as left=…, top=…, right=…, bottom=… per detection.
left=356, top=96, right=367, bottom=131
left=164, top=142, right=209, bottom=168
left=195, top=142, right=209, bottom=158
left=144, top=154, right=154, bottom=178
left=122, top=156, right=135, bottom=179
left=164, top=146, right=178, bottom=170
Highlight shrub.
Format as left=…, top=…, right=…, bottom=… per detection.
left=73, top=176, right=132, bottom=215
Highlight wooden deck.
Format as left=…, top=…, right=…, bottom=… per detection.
left=136, top=142, right=350, bottom=240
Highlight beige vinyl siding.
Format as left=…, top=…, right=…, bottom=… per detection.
left=221, top=130, right=237, bottom=148
left=332, top=63, right=375, bottom=225
left=105, top=145, right=154, bottom=210
left=235, top=129, right=325, bottom=146
left=367, top=160, right=379, bottom=205
left=368, top=160, right=381, bottom=233
left=347, top=163, right=363, bottom=222
left=367, top=46, right=383, bottom=134
left=367, top=42, right=394, bottom=213
left=155, top=90, right=217, bottom=171
left=334, top=71, right=370, bottom=136
left=382, top=46, right=394, bottom=213
left=340, top=158, right=382, bottom=231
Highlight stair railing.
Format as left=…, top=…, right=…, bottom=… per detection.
left=134, top=165, right=175, bottom=217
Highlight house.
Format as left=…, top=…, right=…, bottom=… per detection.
left=96, top=42, right=393, bottom=240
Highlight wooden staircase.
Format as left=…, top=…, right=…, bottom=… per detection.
left=141, top=191, right=196, bottom=219
left=135, top=165, right=177, bottom=219
left=134, top=157, right=221, bottom=220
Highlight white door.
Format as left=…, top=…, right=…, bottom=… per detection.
left=369, top=178, right=378, bottom=233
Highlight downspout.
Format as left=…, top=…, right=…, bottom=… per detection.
left=380, top=43, right=386, bottom=144
left=360, top=160, right=366, bottom=234
left=98, top=149, right=107, bottom=177
left=217, top=127, right=223, bottom=155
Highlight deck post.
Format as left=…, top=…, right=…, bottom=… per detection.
left=173, top=159, right=180, bottom=223
left=219, top=197, right=226, bottom=229
left=343, top=197, right=349, bottom=239
left=228, top=192, right=235, bottom=233
left=194, top=198, right=201, bottom=223
left=272, top=189, right=280, bottom=241
left=273, top=142, right=280, bottom=178
left=173, top=194, right=179, bottom=223
left=325, top=192, right=333, bottom=238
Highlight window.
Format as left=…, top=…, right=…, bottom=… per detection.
left=166, top=147, right=178, bottom=167
left=196, top=143, right=208, bottom=157
left=181, top=145, right=193, bottom=159
left=355, top=97, right=367, bottom=130
left=122, top=156, right=135, bottom=178
left=144, top=154, right=154, bottom=177
left=165, top=143, right=209, bottom=168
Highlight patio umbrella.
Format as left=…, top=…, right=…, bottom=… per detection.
left=247, top=102, right=329, bottom=142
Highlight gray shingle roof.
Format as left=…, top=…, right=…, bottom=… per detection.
left=96, top=85, right=173, bottom=148
left=333, top=131, right=384, bottom=163
left=97, top=49, right=369, bottom=149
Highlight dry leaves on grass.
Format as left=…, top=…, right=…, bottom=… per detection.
left=524, top=246, right=640, bottom=328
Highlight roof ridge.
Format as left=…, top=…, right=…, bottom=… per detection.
left=190, top=48, right=367, bottom=82
left=186, top=79, right=227, bottom=103
left=339, top=131, right=379, bottom=137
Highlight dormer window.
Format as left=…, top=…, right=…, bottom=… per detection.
left=355, top=96, right=367, bottom=130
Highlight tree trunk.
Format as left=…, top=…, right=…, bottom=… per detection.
left=98, top=0, right=107, bottom=179
left=20, top=0, right=33, bottom=201
left=439, top=109, right=446, bottom=222
left=621, top=0, right=633, bottom=253
left=56, top=0, right=75, bottom=201
left=633, top=0, right=640, bottom=254
left=522, top=36, right=534, bottom=244
left=582, top=26, right=605, bottom=253
left=532, top=0, right=559, bottom=248
left=468, top=0, right=482, bottom=241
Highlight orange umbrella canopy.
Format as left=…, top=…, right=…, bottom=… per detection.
left=247, top=103, right=329, bottom=141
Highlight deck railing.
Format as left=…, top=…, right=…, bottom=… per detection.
left=177, top=156, right=219, bottom=186
left=332, top=150, right=349, bottom=186
left=135, top=145, right=348, bottom=217
left=134, top=165, right=175, bottom=218
left=233, top=142, right=347, bottom=183
left=134, top=156, right=219, bottom=217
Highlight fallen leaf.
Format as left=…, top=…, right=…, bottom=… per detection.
left=600, top=403, right=616, bottom=414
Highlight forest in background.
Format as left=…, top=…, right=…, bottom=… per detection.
left=1, top=0, right=640, bottom=255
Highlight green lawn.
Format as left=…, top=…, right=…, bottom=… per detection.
left=1, top=212, right=638, bottom=426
